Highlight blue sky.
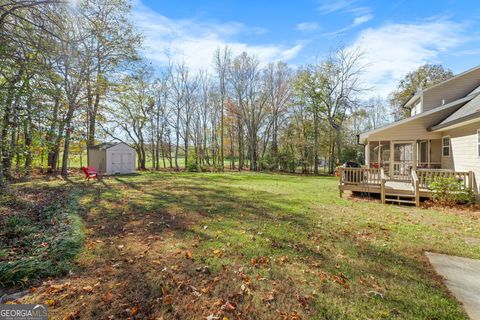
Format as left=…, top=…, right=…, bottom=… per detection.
left=134, top=0, right=480, bottom=97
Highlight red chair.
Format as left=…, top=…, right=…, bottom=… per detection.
left=81, top=166, right=99, bottom=180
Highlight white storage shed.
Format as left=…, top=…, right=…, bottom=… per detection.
left=88, top=142, right=136, bottom=175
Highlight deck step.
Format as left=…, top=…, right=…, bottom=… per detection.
left=385, top=198, right=416, bottom=204
left=385, top=193, right=415, bottom=197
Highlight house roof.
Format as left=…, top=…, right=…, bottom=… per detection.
left=422, top=65, right=480, bottom=94
left=90, top=142, right=121, bottom=150
left=404, top=93, right=420, bottom=109
left=360, top=65, right=480, bottom=141
left=359, top=94, right=474, bottom=143
left=429, top=92, right=480, bottom=131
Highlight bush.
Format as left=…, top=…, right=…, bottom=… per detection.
left=186, top=162, right=199, bottom=172
left=429, top=176, right=474, bottom=206
left=0, top=188, right=85, bottom=287
left=259, top=155, right=278, bottom=171
left=212, top=164, right=224, bottom=172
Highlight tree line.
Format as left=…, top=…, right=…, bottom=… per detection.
left=0, top=0, right=454, bottom=191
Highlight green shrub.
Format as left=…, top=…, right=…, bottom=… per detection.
left=429, top=176, right=474, bottom=206
left=212, top=164, right=224, bottom=172
left=186, top=162, right=199, bottom=172
left=0, top=188, right=85, bottom=287
left=4, top=215, right=38, bottom=237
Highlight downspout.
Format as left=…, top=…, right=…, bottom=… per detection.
left=357, top=134, right=366, bottom=166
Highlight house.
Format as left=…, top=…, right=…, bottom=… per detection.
left=339, top=65, right=480, bottom=205
left=88, top=142, right=136, bottom=175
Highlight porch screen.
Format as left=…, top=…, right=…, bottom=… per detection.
left=369, top=141, right=390, bottom=170
left=380, top=142, right=390, bottom=173
left=369, top=142, right=379, bottom=168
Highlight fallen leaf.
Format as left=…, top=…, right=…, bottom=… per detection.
left=130, top=306, right=138, bottom=316
left=45, top=299, right=56, bottom=306
left=82, top=286, right=94, bottom=293
left=103, top=291, right=113, bottom=303
left=221, top=301, right=236, bottom=312
left=63, top=310, right=80, bottom=320
left=185, top=251, right=193, bottom=259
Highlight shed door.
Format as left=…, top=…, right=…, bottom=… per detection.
left=111, top=153, right=122, bottom=173
left=111, top=152, right=133, bottom=173
left=123, top=153, right=133, bottom=171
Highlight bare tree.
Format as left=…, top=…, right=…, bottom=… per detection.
left=264, top=61, right=292, bottom=168
left=213, top=46, right=231, bottom=170
left=78, top=0, right=140, bottom=159
left=318, top=47, right=365, bottom=171
left=229, top=52, right=268, bottom=171
left=104, top=64, right=153, bottom=170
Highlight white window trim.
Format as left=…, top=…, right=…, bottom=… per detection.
left=442, top=136, right=451, bottom=157
left=477, top=130, right=480, bottom=158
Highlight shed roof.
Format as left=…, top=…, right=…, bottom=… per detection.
left=90, top=142, right=121, bottom=150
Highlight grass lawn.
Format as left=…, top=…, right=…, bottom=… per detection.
left=5, top=172, right=480, bottom=319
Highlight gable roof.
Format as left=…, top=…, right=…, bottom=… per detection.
left=429, top=92, right=480, bottom=131
left=423, top=65, right=480, bottom=94
left=90, top=142, right=121, bottom=150
left=360, top=65, right=480, bottom=141
left=359, top=94, right=474, bottom=143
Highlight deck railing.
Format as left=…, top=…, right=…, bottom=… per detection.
left=415, top=169, right=473, bottom=190
left=411, top=170, right=420, bottom=206
left=338, top=167, right=382, bottom=185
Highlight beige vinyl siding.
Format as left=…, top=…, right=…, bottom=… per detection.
left=430, top=139, right=442, bottom=164
left=423, top=67, right=480, bottom=112
left=410, top=100, right=422, bottom=116
left=441, top=121, right=480, bottom=190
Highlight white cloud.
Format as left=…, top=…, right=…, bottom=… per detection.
left=317, top=0, right=373, bottom=36
left=323, top=12, right=373, bottom=36
left=296, top=22, right=321, bottom=33
left=349, top=19, right=469, bottom=97
left=132, top=1, right=303, bottom=72
left=352, top=14, right=373, bottom=27
left=318, top=0, right=357, bottom=14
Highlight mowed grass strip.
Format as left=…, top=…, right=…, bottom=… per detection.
left=20, top=172, right=480, bottom=319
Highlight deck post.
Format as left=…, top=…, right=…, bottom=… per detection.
left=380, top=168, right=386, bottom=204
left=389, top=141, right=394, bottom=178
left=468, top=171, right=473, bottom=191
left=415, top=179, right=420, bottom=207
left=338, top=168, right=343, bottom=198
left=412, top=140, right=417, bottom=171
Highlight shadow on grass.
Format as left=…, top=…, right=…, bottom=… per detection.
left=66, top=172, right=468, bottom=319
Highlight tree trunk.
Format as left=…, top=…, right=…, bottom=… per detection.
left=61, top=104, right=75, bottom=177
left=313, top=111, right=319, bottom=175
left=174, top=113, right=180, bottom=171
left=46, top=98, right=60, bottom=173
left=335, top=125, right=342, bottom=165
left=23, top=101, right=33, bottom=177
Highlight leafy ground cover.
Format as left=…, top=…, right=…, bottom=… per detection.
left=3, top=172, right=480, bottom=319
left=0, top=182, right=85, bottom=287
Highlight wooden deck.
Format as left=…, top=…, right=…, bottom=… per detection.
left=338, top=167, right=474, bottom=206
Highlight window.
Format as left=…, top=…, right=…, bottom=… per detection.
left=442, top=136, right=450, bottom=157
left=477, top=130, right=480, bottom=157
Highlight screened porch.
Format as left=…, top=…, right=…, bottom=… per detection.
left=365, top=139, right=447, bottom=180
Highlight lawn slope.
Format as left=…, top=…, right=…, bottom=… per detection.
left=12, top=172, right=480, bottom=319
